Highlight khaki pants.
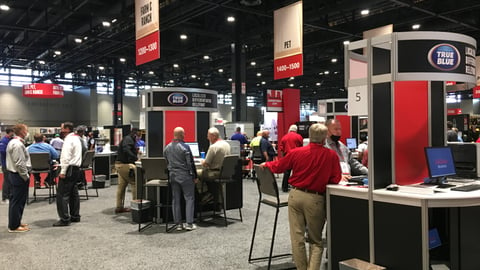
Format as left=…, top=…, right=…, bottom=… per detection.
left=115, top=162, right=137, bottom=208
left=288, top=188, right=326, bottom=270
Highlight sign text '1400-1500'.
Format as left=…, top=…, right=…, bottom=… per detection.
left=137, top=41, right=158, bottom=56
left=276, top=62, right=301, bottom=72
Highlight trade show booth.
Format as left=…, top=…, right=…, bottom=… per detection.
left=328, top=31, right=480, bottom=270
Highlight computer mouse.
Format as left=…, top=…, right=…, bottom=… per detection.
left=386, top=184, right=399, bottom=191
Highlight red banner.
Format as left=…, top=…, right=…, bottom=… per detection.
left=473, top=86, right=480, bottom=98
left=266, top=89, right=283, bottom=112
left=22, top=83, right=64, bottom=98
left=447, top=108, right=462, bottom=115
left=274, top=54, right=303, bottom=80
left=136, top=31, right=160, bottom=66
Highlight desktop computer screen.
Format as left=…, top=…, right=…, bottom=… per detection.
left=185, top=142, right=200, bottom=158
left=424, top=146, right=456, bottom=182
left=346, top=138, right=357, bottom=150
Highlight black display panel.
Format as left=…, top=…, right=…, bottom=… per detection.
left=152, top=91, right=217, bottom=109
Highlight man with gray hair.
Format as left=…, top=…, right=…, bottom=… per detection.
left=278, top=124, right=303, bottom=192
left=197, top=127, right=231, bottom=204
left=261, top=123, right=341, bottom=270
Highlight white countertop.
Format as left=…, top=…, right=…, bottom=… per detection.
left=327, top=182, right=480, bottom=208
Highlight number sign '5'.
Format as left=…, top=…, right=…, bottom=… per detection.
left=348, top=85, right=368, bottom=116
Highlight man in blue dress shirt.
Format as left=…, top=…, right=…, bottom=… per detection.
left=27, top=133, right=59, bottom=187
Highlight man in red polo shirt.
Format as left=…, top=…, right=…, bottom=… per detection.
left=278, top=124, right=304, bottom=192
left=262, top=123, right=341, bottom=270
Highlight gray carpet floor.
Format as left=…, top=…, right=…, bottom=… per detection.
left=0, top=176, right=328, bottom=270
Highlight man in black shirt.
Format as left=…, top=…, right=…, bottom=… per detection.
left=114, top=128, right=139, bottom=214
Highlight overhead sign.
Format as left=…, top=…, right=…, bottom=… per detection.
left=22, top=83, right=64, bottom=98
left=135, top=0, right=159, bottom=40
left=473, top=86, right=480, bottom=98
left=136, top=31, right=160, bottom=66
left=447, top=108, right=462, bottom=115
left=273, top=1, right=303, bottom=80
left=266, top=89, right=283, bottom=112
left=135, top=0, right=160, bottom=66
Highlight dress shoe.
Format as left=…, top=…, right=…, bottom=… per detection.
left=71, top=217, right=81, bottom=223
left=52, top=220, right=71, bottom=227
left=115, top=207, right=131, bottom=214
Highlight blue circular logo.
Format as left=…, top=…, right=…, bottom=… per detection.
left=428, top=43, right=460, bottom=71
left=167, top=93, right=188, bottom=105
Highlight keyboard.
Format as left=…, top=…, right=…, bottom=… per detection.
left=451, top=184, right=480, bottom=192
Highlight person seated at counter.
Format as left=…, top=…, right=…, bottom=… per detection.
left=27, top=133, right=59, bottom=188
left=196, top=127, right=231, bottom=205
left=325, top=119, right=368, bottom=182
left=114, top=128, right=139, bottom=214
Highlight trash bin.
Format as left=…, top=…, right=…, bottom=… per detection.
left=339, top=258, right=386, bottom=270
left=131, top=199, right=153, bottom=223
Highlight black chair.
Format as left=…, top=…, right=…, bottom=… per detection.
left=79, top=150, right=98, bottom=200
left=29, top=152, right=56, bottom=204
left=249, top=164, right=291, bottom=269
left=138, top=157, right=173, bottom=232
left=199, top=154, right=243, bottom=226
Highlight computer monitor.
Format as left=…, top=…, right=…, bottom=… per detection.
left=346, top=138, right=357, bottom=150
left=424, top=146, right=457, bottom=184
left=185, top=142, right=200, bottom=158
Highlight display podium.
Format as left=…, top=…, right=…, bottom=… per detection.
left=328, top=31, right=478, bottom=270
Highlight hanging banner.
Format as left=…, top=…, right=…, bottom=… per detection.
left=273, top=1, right=303, bottom=80
left=473, top=86, right=480, bottom=98
left=266, top=89, right=283, bottom=112
left=135, top=0, right=160, bottom=66
left=22, top=83, right=64, bottom=98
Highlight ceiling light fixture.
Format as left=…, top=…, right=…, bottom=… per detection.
left=324, top=71, right=330, bottom=75
left=261, top=81, right=266, bottom=85
left=81, top=73, right=87, bottom=77
left=102, top=21, right=111, bottom=27
left=218, top=68, right=224, bottom=73
left=149, top=71, right=154, bottom=74
left=360, top=9, right=369, bottom=16
left=180, top=34, right=188, bottom=40
left=38, top=60, right=46, bottom=65
left=203, top=55, right=210, bottom=60
left=119, top=58, right=126, bottom=63
left=83, top=36, right=88, bottom=40
left=316, top=82, right=321, bottom=86
left=99, top=66, right=105, bottom=70
left=250, top=61, right=256, bottom=66
left=74, top=38, right=82, bottom=44
left=191, top=74, right=197, bottom=78
left=54, top=50, right=61, bottom=55
left=111, top=18, right=117, bottom=23
left=0, top=4, right=10, bottom=11
left=412, top=24, right=421, bottom=30
left=169, top=80, right=174, bottom=83
left=343, top=40, right=350, bottom=45
left=289, top=83, right=294, bottom=87
left=256, top=72, right=262, bottom=77
left=331, top=58, right=338, bottom=63
left=227, top=16, right=235, bottom=22
left=204, top=82, right=209, bottom=86
left=173, top=63, right=179, bottom=68
left=228, top=78, right=232, bottom=82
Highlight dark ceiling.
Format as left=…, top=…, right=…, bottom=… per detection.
left=2, top=0, right=480, bottom=105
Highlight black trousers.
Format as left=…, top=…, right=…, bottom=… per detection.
left=56, top=166, right=80, bottom=222
left=2, top=166, right=11, bottom=200
left=8, top=172, right=29, bottom=230
left=282, top=169, right=292, bottom=191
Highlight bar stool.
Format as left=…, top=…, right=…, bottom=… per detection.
left=249, top=164, right=291, bottom=269
left=138, top=157, right=174, bottom=232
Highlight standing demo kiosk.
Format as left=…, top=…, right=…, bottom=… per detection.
left=327, top=32, right=480, bottom=270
